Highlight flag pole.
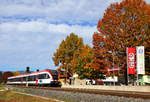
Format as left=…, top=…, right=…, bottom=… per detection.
left=136, top=46, right=138, bottom=85
left=126, top=47, right=129, bottom=86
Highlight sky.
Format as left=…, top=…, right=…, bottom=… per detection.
left=0, top=0, right=150, bottom=72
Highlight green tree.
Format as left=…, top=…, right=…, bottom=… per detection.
left=53, top=33, right=84, bottom=75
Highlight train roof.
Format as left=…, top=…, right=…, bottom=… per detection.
left=8, top=69, right=54, bottom=79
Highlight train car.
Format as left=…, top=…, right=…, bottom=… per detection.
left=7, top=69, right=62, bottom=87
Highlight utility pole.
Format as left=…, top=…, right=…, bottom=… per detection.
left=112, top=50, right=115, bottom=86
left=65, top=63, right=68, bottom=85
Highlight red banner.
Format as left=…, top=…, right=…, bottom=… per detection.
left=127, top=47, right=136, bottom=74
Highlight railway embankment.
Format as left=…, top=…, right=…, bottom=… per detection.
left=0, top=85, right=57, bottom=102
left=7, top=85, right=150, bottom=102
left=62, top=85, right=150, bottom=92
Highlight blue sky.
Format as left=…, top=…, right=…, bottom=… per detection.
left=0, top=0, right=150, bottom=71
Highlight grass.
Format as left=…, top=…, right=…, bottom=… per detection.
left=0, top=90, right=56, bottom=102
left=0, top=85, right=5, bottom=90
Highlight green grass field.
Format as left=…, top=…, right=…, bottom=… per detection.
left=0, top=86, right=55, bottom=102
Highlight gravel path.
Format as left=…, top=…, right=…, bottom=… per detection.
left=7, top=86, right=150, bottom=102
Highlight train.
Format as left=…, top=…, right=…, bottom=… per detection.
left=7, top=69, right=62, bottom=87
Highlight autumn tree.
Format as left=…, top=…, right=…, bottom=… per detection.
left=13, top=72, right=20, bottom=76
left=72, top=45, right=94, bottom=79
left=2, top=72, right=13, bottom=83
left=53, top=33, right=84, bottom=76
left=93, top=33, right=110, bottom=77
left=94, top=0, right=150, bottom=76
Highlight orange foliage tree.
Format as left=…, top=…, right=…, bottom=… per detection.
left=72, top=45, right=106, bottom=79
left=13, top=72, right=20, bottom=76
left=93, top=0, right=150, bottom=75
left=92, top=33, right=110, bottom=76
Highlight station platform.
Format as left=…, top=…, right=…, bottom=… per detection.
left=62, top=85, right=150, bottom=92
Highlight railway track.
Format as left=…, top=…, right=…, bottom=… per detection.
left=10, top=85, right=150, bottom=100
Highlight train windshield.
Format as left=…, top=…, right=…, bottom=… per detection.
left=51, top=70, right=58, bottom=80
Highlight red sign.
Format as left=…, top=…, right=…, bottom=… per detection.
left=108, top=67, right=120, bottom=71
left=127, top=47, right=136, bottom=74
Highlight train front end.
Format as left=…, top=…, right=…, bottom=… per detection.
left=49, top=70, right=62, bottom=87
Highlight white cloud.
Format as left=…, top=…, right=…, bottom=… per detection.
left=0, top=21, right=96, bottom=71
left=0, top=0, right=122, bottom=25
left=0, top=0, right=128, bottom=71
left=0, top=21, right=96, bottom=37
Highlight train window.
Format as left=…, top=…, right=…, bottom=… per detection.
left=38, top=74, right=45, bottom=79
left=45, top=74, right=50, bottom=79
left=16, top=78, right=18, bottom=81
left=10, top=78, right=14, bottom=82
left=38, top=74, right=49, bottom=79
left=51, top=70, right=58, bottom=80
left=8, top=78, right=20, bottom=82
left=28, top=75, right=36, bottom=81
left=14, top=78, right=16, bottom=81
left=10, top=79, right=14, bottom=82
left=32, top=75, right=36, bottom=81
left=28, top=76, right=32, bottom=81
left=23, top=77, right=27, bottom=81
left=15, top=77, right=21, bottom=81
left=12, top=78, right=14, bottom=81
left=19, top=78, right=21, bottom=81
left=33, top=75, right=36, bottom=80
left=17, top=78, right=19, bottom=81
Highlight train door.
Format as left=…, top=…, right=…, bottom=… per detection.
left=35, top=75, right=38, bottom=85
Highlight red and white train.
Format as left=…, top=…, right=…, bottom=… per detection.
left=7, top=69, right=61, bottom=87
